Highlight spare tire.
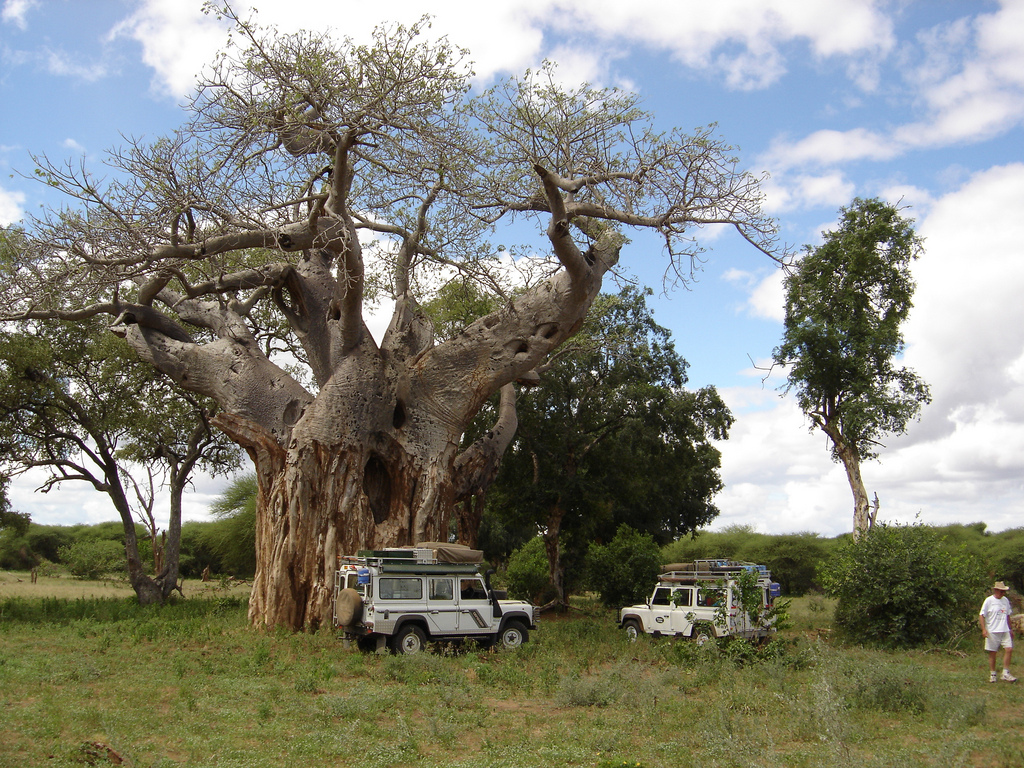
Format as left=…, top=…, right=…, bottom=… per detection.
left=336, top=588, right=363, bottom=626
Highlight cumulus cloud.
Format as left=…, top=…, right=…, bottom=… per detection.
left=762, top=170, right=857, bottom=213
left=761, top=1, right=1024, bottom=179
left=114, top=0, right=897, bottom=101
left=0, top=185, right=25, bottom=225
left=62, top=138, right=86, bottom=155
left=1, top=0, right=36, bottom=29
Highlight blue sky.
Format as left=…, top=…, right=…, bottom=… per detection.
left=2, top=0, right=1023, bottom=537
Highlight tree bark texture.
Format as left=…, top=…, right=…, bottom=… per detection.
left=827, top=428, right=872, bottom=541
left=160, top=242, right=616, bottom=629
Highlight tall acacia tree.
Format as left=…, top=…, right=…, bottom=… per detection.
left=2, top=10, right=776, bottom=629
left=772, top=198, right=930, bottom=539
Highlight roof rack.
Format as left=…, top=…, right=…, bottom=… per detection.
left=340, top=542, right=485, bottom=568
left=658, top=559, right=771, bottom=582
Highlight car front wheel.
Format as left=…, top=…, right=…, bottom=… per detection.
left=623, top=619, right=642, bottom=642
left=497, top=620, right=528, bottom=650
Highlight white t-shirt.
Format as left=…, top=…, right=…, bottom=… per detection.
left=980, top=594, right=1012, bottom=633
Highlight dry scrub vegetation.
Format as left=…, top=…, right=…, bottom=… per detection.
left=1, top=574, right=1022, bottom=768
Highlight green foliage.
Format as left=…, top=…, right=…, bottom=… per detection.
left=819, top=522, right=986, bottom=647
left=988, top=528, right=1024, bottom=592
left=0, top=477, right=30, bottom=536
left=585, top=524, right=662, bottom=607
left=774, top=198, right=931, bottom=463
left=486, top=287, right=734, bottom=599
left=58, top=539, right=126, bottom=580
left=204, top=473, right=258, bottom=576
left=504, top=537, right=551, bottom=603
left=662, top=528, right=836, bottom=596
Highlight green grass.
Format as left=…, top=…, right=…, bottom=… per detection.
left=0, top=590, right=1022, bottom=767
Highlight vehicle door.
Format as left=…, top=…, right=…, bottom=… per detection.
left=375, top=576, right=425, bottom=635
left=647, top=587, right=674, bottom=633
left=456, top=576, right=493, bottom=634
left=668, top=587, right=696, bottom=634
left=694, top=585, right=724, bottom=629
left=425, top=577, right=459, bottom=635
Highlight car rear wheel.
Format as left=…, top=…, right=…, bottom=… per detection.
left=392, top=624, right=427, bottom=655
left=692, top=623, right=715, bottom=646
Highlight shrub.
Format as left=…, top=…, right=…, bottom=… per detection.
left=58, top=539, right=126, bottom=580
left=504, top=537, right=551, bottom=603
left=585, top=524, right=662, bottom=607
left=819, top=521, right=986, bottom=647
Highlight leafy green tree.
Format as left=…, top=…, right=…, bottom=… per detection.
left=0, top=318, right=238, bottom=603
left=760, top=533, right=833, bottom=595
left=989, top=528, right=1024, bottom=592
left=820, top=522, right=985, bottom=647
left=0, top=477, right=30, bottom=536
left=773, top=198, right=931, bottom=538
left=585, top=524, right=662, bottom=607
left=1, top=11, right=774, bottom=629
left=58, top=539, right=126, bottom=580
left=488, top=287, right=733, bottom=605
left=504, top=537, right=552, bottom=604
left=205, top=474, right=259, bottom=576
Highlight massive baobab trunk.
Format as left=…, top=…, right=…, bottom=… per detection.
left=163, top=249, right=614, bottom=629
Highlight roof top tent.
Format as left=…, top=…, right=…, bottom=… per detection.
left=348, top=542, right=485, bottom=566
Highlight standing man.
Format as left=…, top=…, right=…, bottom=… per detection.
left=979, top=581, right=1017, bottom=683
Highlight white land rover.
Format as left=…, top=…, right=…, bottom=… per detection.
left=333, top=542, right=538, bottom=654
left=619, top=559, right=782, bottom=643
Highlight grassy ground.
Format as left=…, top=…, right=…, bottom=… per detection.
left=1, top=575, right=1022, bottom=768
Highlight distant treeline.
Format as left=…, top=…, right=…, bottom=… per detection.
left=3, top=518, right=1022, bottom=596
left=0, top=516, right=254, bottom=580
left=662, top=523, right=1024, bottom=595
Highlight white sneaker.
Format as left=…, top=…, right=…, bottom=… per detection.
left=990, top=671, right=998, bottom=683
left=1002, top=670, right=1017, bottom=683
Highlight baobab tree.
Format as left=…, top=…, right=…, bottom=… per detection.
left=2, top=11, right=777, bottom=629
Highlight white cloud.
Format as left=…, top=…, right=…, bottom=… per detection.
left=746, top=270, right=785, bottom=322
left=44, top=49, right=109, bottom=81
left=0, top=185, right=25, bottom=225
left=762, top=170, right=857, bottom=213
left=1, top=0, right=36, bottom=29
left=762, top=128, right=898, bottom=171
left=761, top=1, right=1024, bottom=181
left=62, top=138, right=86, bottom=155
left=114, top=0, right=898, bottom=102
left=713, top=162, right=1024, bottom=536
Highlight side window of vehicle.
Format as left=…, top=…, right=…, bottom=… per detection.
left=459, top=578, right=487, bottom=600
left=699, top=587, right=724, bottom=607
left=379, top=577, right=423, bottom=600
left=671, top=588, right=693, bottom=607
left=651, top=588, right=671, bottom=606
left=429, top=578, right=454, bottom=601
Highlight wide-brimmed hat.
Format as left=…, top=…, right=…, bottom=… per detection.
left=994, top=581, right=1010, bottom=591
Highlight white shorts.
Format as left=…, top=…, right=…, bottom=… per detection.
left=985, top=632, right=1013, bottom=652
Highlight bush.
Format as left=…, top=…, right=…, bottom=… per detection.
left=58, top=539, right=126, bottom=580
left=819, top=522, right=986, bottom=647
left=585, top=524, right=662, bottom=607
left=505, top=537, right=551, bottom=603
left=760, top=533, right=834, bottom=595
